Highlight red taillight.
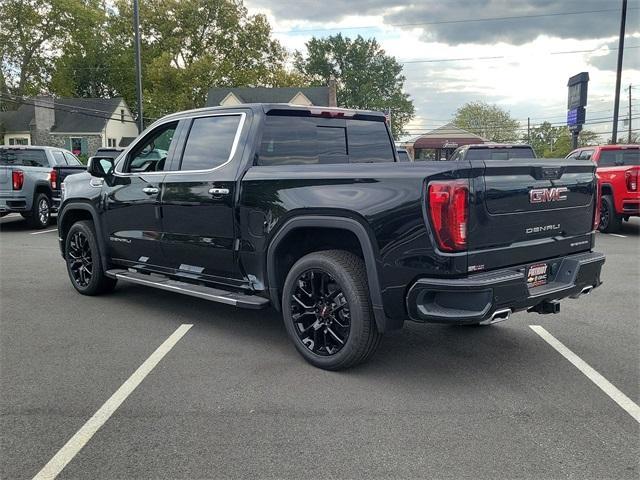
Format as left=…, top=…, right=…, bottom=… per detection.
left=428, top=179, right=469, bottom=251
left=12, top=170, right=24, bottom=190
left=49, top=169, right=58, bottom=189
left=593, top=180, right=601, bottom=230
left=626, top=169, right=638, bottom=192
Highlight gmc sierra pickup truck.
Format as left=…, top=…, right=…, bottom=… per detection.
left=1, top=146, right=84, bottom=228
left=566, top=144, right=639, bottom=233
left=58, top=104, right=605, bottom=370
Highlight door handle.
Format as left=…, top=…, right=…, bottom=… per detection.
left=208, top=188, right=230, bottom=196
left=142, top=187, right=159, bottom=195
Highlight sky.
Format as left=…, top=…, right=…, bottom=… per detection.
left=244, top=0, right=640, bottom=140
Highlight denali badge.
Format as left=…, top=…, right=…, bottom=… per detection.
left=529, top=186, right=568, bottom=203
left=526, top=224, right=560, bottom=234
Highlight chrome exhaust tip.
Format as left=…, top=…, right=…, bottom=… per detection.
left=480, top=308, right=512, bottom=325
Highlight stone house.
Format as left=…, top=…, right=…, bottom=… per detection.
left=0, top=96, right=139, bottom=157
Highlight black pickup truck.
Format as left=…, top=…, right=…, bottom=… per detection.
left=58, top=104, right=605, bottom=370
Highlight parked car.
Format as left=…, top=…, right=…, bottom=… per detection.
left=450, top=143, right=537, bottom=161
left=58, top=104, right=604, bottom=370
left=566, top=144, right=639, bottom=233
left=396, top=148, right=412, bottom=162
left=0, top=146, right=84, bottom=228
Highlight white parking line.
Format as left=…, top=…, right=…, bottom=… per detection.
left=32, top=324, right=193, bottom=480
left=530, top=325, right=640, bottom=424
left=30, top=229, right=58, bottom=235
left=608, top=233, right=627, bottom=238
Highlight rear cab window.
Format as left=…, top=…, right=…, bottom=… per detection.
left=0, top=149, right=49, bottom=167
left=257, top=114, right=394, bottom=166
left=465, top=147, right=535, bottom=160
left=598, top=149, right=640, bottom=166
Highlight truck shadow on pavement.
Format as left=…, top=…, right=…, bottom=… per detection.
left=0, top=216, right=57, bottom=232
left=115, top=283, right=545, bottom=385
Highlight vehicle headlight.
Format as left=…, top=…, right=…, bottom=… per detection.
left=61, top=182, right=66, bottom=201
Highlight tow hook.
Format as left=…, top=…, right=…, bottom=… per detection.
left=528, top=300, right=561, bottom=315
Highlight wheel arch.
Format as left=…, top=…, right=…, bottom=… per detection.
left=266, top=215, right=392, bottom=332
left=59, top=202, right=108, bottom=271
left=600, top=183, right=614, bottom=197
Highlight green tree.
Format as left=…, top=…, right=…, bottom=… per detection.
left=49, top=2, right=122, bottom=99
left=0, top=0, right=94, bottom=100
left=527, top=121, right=600, bottom=157
left=294, top=34, right=414, bottom=138
left=107, top=0, right=295, bottom=121
left=452, top=102, right=520, bottom=142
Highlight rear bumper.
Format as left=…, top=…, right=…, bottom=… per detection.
left=0, top=193, right=29, bottom=213
left=620, top=199, right=639, bottom=216
left=406, top=251, right=605, bottom=324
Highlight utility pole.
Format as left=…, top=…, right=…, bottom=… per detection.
left=629, top=84, right=632, bottom=143
left=133, top=0, right=144, bottom=133
left=527, top=117, right=530, bottom=143
left=612, top=0, right=627, bottom=144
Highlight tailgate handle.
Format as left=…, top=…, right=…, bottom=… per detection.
left=533, top=167, right=564, bottom=180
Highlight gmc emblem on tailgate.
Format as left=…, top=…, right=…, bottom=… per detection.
left=529, top=187, right=568, bottom=204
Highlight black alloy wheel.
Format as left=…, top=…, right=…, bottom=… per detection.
left=599, top=197, right=610, bottom=231
left=289, top=269, right=351, bottom=356
left=65, top=220, right=117, bottom=295
left=68, top=230, right=93, bottom=288
left=282, top=250, right=381, bottom=370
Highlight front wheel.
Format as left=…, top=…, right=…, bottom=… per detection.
left=282, top=250, right=381, bottom=370
left=65, top=220, right=117, bottom=295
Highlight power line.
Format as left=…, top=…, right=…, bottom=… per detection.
left=0, top=96, right=143, bottom=125
left=274, top=7, right=639, bottom=34
left=400, top=44, right=640, bottom=65
left=0, top=93, right=158, bottom=123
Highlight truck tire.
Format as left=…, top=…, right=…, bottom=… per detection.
left=282, top=250, right=381, bottom=370
left=64, top=220, right=117, bottom=295
left=598, top=195, right=622, bottom=233
left=26, top=193, right=51, bottom=229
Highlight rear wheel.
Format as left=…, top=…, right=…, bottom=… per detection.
left=598, top=195, right=622, bottom=233
left=65, top=220, right=117, bottom=295
left=282, top=250, right=381, bottom=370
left=26, top=193, right=51, bottom=229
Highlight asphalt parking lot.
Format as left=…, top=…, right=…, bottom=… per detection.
left=1, top=214, right=638, bottom=480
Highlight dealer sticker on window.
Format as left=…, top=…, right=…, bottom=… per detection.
left=527, top=263, right=548, bottom=287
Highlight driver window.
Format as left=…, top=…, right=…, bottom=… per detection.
left=124, top=121, right=178, bottom=173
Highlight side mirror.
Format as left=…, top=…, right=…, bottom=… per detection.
left=87, top=156, right=115, bottom=178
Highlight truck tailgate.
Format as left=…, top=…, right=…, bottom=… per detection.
left=0, top=166, right=9, bottom=191
left=468, top=159, right=596, bottom=271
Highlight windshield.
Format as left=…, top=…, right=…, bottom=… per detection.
left=0, top=149, right=48, bottom=167
left=598, top=149, right=640, bottom=166
left=466, top=147, right=535, bottom=160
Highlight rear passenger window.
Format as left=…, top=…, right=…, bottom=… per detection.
left=180, top=115, right=241, bottom=171
left=347, top=120, right=393, bottom=163
left=257, top=115, right=393, bottom=166
left=51, top=151, right=67, bottom=165
left=64, top=152, right=82, bottom=165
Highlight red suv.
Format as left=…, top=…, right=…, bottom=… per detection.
left=566, top=145, right=639, bottom=232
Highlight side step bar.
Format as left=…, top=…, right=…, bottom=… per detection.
left=106, top=269, right=269, bottom=309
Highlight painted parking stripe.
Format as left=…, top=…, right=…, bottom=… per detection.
left=530, top=325, right=640, bottom=423
left=608, top=233, right=627, bottom=238
left=32, top=324, right=193, bottom=480
left=30, top=229, right=58, bottom=235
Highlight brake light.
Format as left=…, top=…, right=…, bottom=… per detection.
left=626, top=169, right=638, bottom=192
left=593, top=180, right=601, bottom=230
left=12, top=170, right=24, bottom=190
left=428, top=179, right=469, bottom=251
left=49, top=169, right=58, bottom=189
